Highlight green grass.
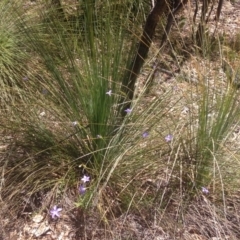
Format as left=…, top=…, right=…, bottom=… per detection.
left=1, top=1, right=240, bottom=239
left=0, top=0, right=30, bottom=107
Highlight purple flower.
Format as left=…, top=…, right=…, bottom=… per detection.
left=165, top=134, right=173, bottom=142
left=50, top=205, right=62, bottom=219
left=124, top=108, right=132, bottom=114
left=106, top=90, right=112, bottom=96
left=142, top=132, right=149, bottom=138
left=201, top=187, right=209, bottom=194
left=81, top=175, right=90, bottom=183
left=79, top=185, right=87, bottom=195
left=23, top=76, right=28, bottom=81
left=152, top=62, right=157, bottom=69
left=172, top=86, right=179, bottom=91
left=42, top=89, right=48, bottom=95
left=72, top=121, right=78, bottom=126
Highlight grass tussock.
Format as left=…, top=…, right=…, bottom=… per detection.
left=1, top=0, right=240, bottom=239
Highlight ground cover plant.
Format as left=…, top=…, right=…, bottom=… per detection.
left=1, top=0, right=240, bottom=239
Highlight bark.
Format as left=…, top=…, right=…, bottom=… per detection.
left=121, top=0, right=168, bottom=116
left=160, top=0, right=189, bottom=47
left=196, top=0, right=211, bottom=47
left=216, top=0, right=224, bottom=21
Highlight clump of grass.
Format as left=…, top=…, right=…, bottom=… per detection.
left=1, top=1, right=240, bottom=239
left=0, top=0, right=149, bottom=212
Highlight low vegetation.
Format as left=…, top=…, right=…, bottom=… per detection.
left=1, top=0, right=240, bottom=239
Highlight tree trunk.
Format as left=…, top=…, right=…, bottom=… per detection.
left=121, top=0, right=168, bottom=116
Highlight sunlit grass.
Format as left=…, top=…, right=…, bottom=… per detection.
left=1, top=1, right=240, bottom=239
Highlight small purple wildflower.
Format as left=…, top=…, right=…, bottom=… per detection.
left=106, top=90, right=112, bottom=96
left=172, top=86, right=179, bottom=91
left=23, top=76, right=28, bottom=81
left=124, top=108, right=132, bottom=114
left=79, top=185, right=87, bottom=195
left=152, top=62, right=158, bottom=69
left=201, top=187, right=209, bottom=194
left=50, top=205, right=62, bottom=219
left=165, top=134, right=173, bottom=142
left=81, top=175, right=90, bottom=183
left=42, top=89, right=48, bottom=95
left=72, top=121, right=78, bottom=126
left=142, top=132, right=149, bottom=138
